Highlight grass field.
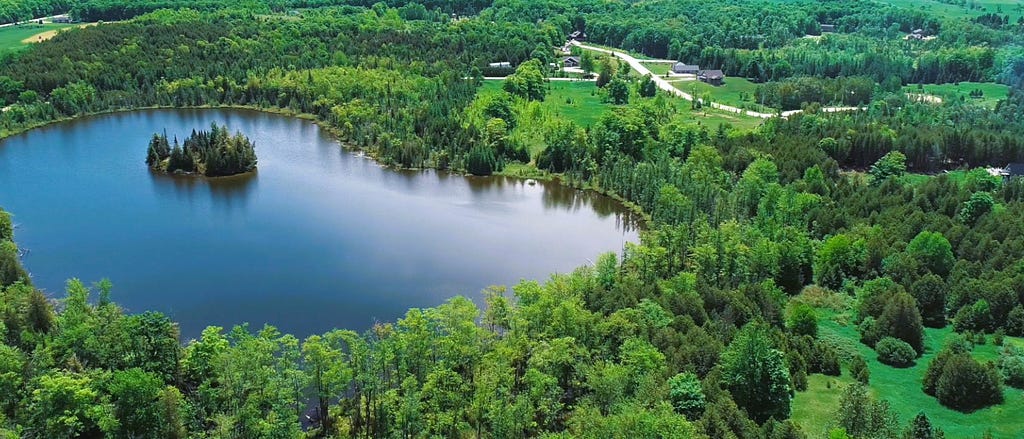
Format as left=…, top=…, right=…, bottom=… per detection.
left=673, top=76, right=778, bottom=113
left=0, top=22, right=79, bottom=52
left=901, top=169, right=970, bottom=186
left=791, top=312, right=1024, bottom=438
left=480, top=79, right=609, bottom=128
left=641, top=62, right=674, bottom=76
left=876, top=0, right=1024, bottom=21
left=478, top=78, right=763, bottom=156
left=904, top=82, right=1011, bottom=108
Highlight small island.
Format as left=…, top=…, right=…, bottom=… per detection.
left=146, top=123, right=257, bottom=177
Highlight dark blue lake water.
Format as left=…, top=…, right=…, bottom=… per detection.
left=0, top=109, right=639, bottom=338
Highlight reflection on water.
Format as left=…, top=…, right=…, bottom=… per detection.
left=152, top=170, right=259, bottom=210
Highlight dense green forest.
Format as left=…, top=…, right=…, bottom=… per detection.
left=2, top=0, right=1024, bottom=437
left=146, top=123, right=258, bottom=177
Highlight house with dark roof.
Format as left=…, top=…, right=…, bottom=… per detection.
left=672, top=62, right=700, bottom=74
left=563, top=56, right=581, bottom=68
left=698, top=69, right=725, bottom=86
left=820, top=24, right=836, bottom=33
left=569, top=30, right=587, bottom=41
left=986, top=163, right=1024, bottom=179
left=1004, top=163, right=1024, bottom=178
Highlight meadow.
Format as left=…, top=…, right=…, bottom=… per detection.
left=0, top=22, right=77, bottom=52
left=904, top=81, right=1011, bottom=109
left=791, top=310, right=1024, bottom=439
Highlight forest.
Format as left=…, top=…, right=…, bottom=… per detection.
left=146, top=123, right=258, bottom=177
left=1, top=0, right=1024, bottom=437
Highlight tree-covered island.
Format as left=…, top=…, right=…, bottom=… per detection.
left=146, top=123, right=257, bottom=177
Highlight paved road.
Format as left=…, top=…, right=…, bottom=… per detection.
left=570, top=41, right=863, bottom=119
left=0, top=15, right=65, bottom=29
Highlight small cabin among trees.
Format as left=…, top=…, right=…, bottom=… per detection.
left=563, top=56, right=581, bottom=68
left=568, top=30, right=587, bottom=41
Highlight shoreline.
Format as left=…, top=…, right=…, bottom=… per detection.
left=0, top=103, right=651, bottom=228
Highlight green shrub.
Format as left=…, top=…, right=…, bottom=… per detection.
left=999, top=348, right=1024, bottom=389
left=876, top=337, right=917, bottom=367
left=934, top=354, right=1003, bottom=411
left=849, top=355, right=870, bottom=384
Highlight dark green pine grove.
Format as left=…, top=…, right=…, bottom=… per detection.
left=147, top=123, right=257, bottom=177
left=1, top=0, right=1024, bottom=437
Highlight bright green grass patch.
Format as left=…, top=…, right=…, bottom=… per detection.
left=480, top=79, right=611, bottom=128
left=793, top=313, right=1024, bottom=438
left=673, top=104, right=764, bottom=132
left=791, top=373, right=857, bottom=437
left=641, top=62, right=673, bottom=76
left=902, top=169, right=970, bottom=187
left=904, top=82, right=1011, bottom=108
left=674, top=77, right=778, bottom=113
left=875, top=0, right=1024, bottom=22
left=575, top=42, right=655, bottom=60
left=479, top=79, right=613, bottom=157
left=0, top=22, right=78, bottom=52
left=478, top=79, right=762, bottom=158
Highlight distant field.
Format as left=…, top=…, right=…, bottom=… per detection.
left=903, top=82, right=1011, bottom=108
left=673, top=103, right=764, bottom=131
left=875, top=0, right=1024, bottom=21
left=675, top=76, right=779, bottom=113
left=479, top=78, right=763, bottom=149
left=0, top=22, right=79, bottom=52
left=480, top=79, right=609, bottom=128
left=791, top=312, right=1024, bottom=438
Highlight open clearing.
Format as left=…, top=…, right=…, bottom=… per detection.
left=791, top=310, right=1024, bottom=439
left=875, top=0, right=1024, bottom=21
left=0, top=22, right=81, bottom=52
left=902, top=82, right=1011, bottom=109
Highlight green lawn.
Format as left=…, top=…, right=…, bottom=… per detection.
left=0, top=22, right=78, bottom=52
left=791, top=313, right=1024, bottom=438
left=875, top=0, right=1024, bottom=22
left=904, top=82, right=1011, bottom=109
left=641, top=62, right=673, bottom=76
left=673, top=77, right=778, bottom=113
left=481, top=79, right=609, bottom=128
left=791, top=373, right=857, bottom=437
left=672, top=103, right=764, bottom=131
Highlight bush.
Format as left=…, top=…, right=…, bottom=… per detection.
left=954, top=299, right=993, bottom=333
left=876, top=291, right=925, bottom=355
left=999, top=348, right=1024, bottom=389
left=849, top=355, right=870, bottom=384
left=876, top=337, right=917, bottom=367
left=667, top=372, right=706, bottom=419
left=935, top=354, right=1003, bottom=411
left=787, top=303, right=818, bottom=338
left=858, top=317, right=883, bottom=348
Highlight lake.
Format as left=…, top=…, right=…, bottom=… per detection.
left=0, top=109, right=639, bottom=338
